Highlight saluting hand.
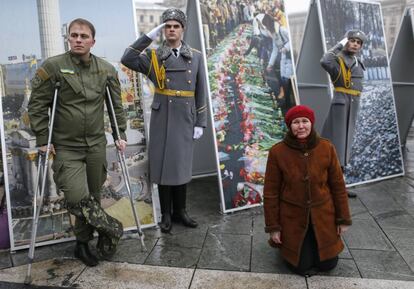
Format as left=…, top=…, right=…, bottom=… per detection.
left=147, top=23, right=166, bottom=40
left=339, top=37, right=348, bottom=46
left=115, top=139, right=127, bottom=153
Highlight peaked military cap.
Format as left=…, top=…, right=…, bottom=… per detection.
left=346, top=30, right=367, bottom=44
left=162, top=8, right=186, bottom=27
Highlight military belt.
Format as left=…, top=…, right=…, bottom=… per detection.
left=154, top=88, right=195, bottom=97
left=334, top=87, right=361, bottom=96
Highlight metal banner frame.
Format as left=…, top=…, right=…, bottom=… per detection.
left=297, top=0, right=404, bottom=187
left=390, top=8, right=414, bottom=147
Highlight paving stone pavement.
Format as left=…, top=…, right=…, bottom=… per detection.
left=1, top=125, right=414, bottom=288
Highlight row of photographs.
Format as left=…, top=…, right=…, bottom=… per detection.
left=0, top=0, right=409, bottom=249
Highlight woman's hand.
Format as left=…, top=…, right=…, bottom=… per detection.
left=337, top=224, right=350, bottom=235
left=270, top=231, right=282, bottom=244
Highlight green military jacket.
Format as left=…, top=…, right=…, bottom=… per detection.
left=28, top=51, right=126, bottom=148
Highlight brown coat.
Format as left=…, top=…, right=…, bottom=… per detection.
left=263, top=131, right=352, bottom=266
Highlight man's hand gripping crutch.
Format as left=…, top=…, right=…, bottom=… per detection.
left=25, top=82, right=60, bottom=285
left=105, top=81, right=147, bottom=251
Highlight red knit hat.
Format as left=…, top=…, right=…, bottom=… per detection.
left=285, top=105, right=315, bottom=126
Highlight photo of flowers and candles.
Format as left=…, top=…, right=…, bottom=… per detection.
left=201, top=0, right=297, bottom=212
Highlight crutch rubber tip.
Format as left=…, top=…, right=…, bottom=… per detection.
left=24, top=275, right=32, bottom=285
left=140, top=239, right=147, bottom=252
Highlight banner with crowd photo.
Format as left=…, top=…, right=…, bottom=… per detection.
left=0, top=0, right=156, bottom=251
left=317, top=0, right=404, bottom=186
left=201, top=0, right=298, bottom=213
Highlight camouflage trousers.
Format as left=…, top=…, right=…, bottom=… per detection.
left=67, top=196, right=123, bottom=257
left=52, top=144, right=123, bottom=256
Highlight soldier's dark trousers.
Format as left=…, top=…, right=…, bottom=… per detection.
left=158, top=185, right=172, bottom=233
left=52, top=143, right=123, bottom=249
left=158, top=184, right=198, bottom=233
left=171, top=184, right=198, bottom=228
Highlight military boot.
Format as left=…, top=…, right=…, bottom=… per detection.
left=97, top=233, right=118, bottom=259
left=67, top=196, right=124, bottom=259
left=158, top=185, right=172, bottom=233
left=172, top=184, right=198, bottom=228
left=74, top=241, right=99, bottom=266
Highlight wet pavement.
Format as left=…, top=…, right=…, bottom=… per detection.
left=0, top=127, right=413, bottom=288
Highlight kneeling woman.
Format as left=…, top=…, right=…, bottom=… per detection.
left=263, top=105, right=351, bottom=275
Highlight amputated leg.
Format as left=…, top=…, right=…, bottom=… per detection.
left=67, top=196, right=123, bottom=259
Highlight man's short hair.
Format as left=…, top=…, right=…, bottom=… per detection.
left=68, top=18, right=96, bottom=39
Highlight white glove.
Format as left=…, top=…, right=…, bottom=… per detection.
left=193, top=126, right=204, bottom=139
left=146, top=23, right=166, bottom=40
left=339, top=37, right=348, bottom=46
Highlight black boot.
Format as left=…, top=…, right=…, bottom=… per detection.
left=158, top=185, right=172, bottom=233
left=74, top=241, right=99, bottom=266
left=172, top=184, right=198, bottom=228
left=97, top=233, right=117, bottom=259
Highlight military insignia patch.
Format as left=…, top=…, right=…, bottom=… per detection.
left=60, top=68, right=75, bottom=74
left=31, top=74, right=43, bottom=89
left=36, top=67, right=50, bottom=81
left=31, top=67, right=50, bottom=88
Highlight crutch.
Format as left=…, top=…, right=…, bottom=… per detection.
left=25, top=82, right=60, bottom=285
left=105, top=84, right=147, bottom=251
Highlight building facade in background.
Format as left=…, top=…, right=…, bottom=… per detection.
left=134, top=0, right=186, bottom=36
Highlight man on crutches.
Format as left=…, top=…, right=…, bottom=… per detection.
left=28, top=18, right=126, bottom=269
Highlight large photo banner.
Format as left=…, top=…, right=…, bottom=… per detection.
left=0, top=0, right=156, bottom=250
left=318, top=0, right=404, bottom=186
left=202, top=0, right=297, bottom=212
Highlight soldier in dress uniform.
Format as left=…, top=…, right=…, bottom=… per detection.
left=121, top=8, right=207, bottom=233
left=28, top=18, right=126, bottom=266
left=320, top=30, right=366, bottom=198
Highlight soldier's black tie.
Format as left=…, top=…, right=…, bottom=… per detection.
left=172, top=48, right=178, bottom=57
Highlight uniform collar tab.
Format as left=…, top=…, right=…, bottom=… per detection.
left=157, top=41, right=193, bottom=60
left=69, top=51, right=93, bottom=66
